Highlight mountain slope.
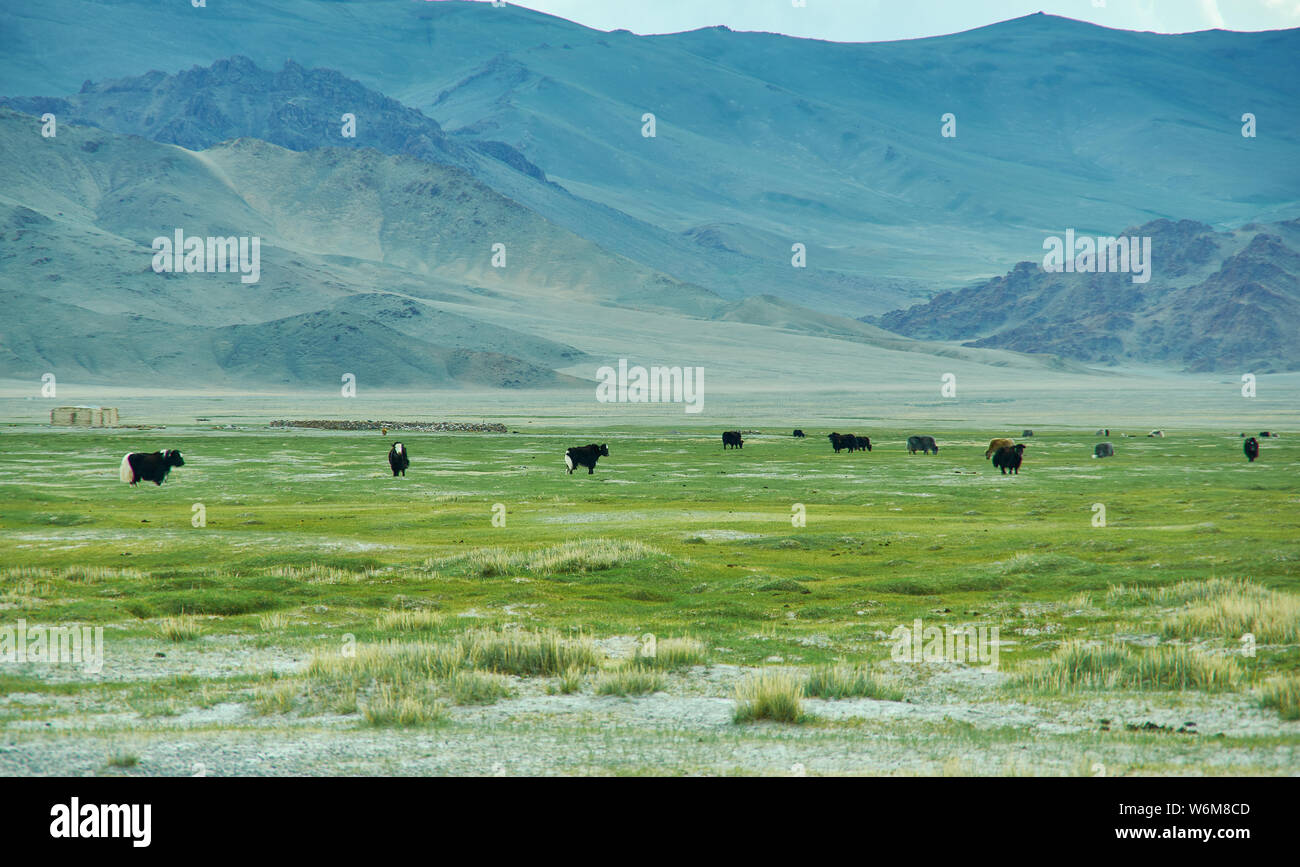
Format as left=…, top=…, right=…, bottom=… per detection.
left=872, top=219, right=1300, bottom=372
left=2, top=55, right=911, bottom=315
left=5, top=2, right=1294, bottom=308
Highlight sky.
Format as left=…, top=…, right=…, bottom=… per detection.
left=489, top=0, right=1300, bottom=41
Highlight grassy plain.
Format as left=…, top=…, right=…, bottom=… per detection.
left=0, top=423, right=1296, bottom=775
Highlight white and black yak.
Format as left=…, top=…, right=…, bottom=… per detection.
left=119, top=450, right=185, bottom=486
left=565, top=443, right=609, bottom=474
left=388, top=442, right=410, bottom=476
left=1244, top=437, right=1259, bottom=462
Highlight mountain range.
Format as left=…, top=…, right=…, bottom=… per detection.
left=871, top=218, right=1300, bottom=372
left=0, top=1, right=1297, bottom=386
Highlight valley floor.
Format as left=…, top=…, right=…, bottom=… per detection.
left=1, top=421, right=1297, bottom=776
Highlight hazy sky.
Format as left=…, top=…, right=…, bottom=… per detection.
left=493, top=0, right=1300, bottom=41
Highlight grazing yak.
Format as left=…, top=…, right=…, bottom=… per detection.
left=119, top=450, right=185, bottom=486
left=1094, top=442, right=1114, bottom=458
left=1022, top=429, right=1034, bottom=437
left=829, top=432, right=866, bottom=453
left=565, top=443, right=609, bottom=474
left=722, top=431, right=744, bottom=449
left=388, top=442, right=410, bottom=476
left=984, top=438, right=1014, bottom=459
left=907, top=435, right=938, bottom=455
left=1244, top=437, right=1259, bottom=462
left=992, top=443, right=1026, bottom=474
left=793, top=429, right=806, bottom=438
left=1260, top=431, right=1274, bottom=438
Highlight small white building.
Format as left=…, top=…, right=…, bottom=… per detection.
left=50, top=406, right=119, bottom=427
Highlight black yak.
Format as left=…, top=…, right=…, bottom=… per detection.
left=388, top=442, right=410, bottom=476
left=722, top=431, right=744, bottom=449
left=1244, top=437, right=1259, bottom=462
left=1094, top=442, right=1114, bottom=458
left=793, top=429, right=806, bottom=438
left=855, top=436, right=872, bottom=452
left=992, top=443, right=1025, bottom=474
left=565, top=443, right=609, bottom=474
left=119, top=450, right=185, bottom=486
left=907, top=435, right=938, bottom=455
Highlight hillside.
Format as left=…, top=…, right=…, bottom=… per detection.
left=1, top=55, right=911, bottom=315
left=2, top=108, right=1068, bottom=390
left=0, top=107, right=711, bottom=387
left=872, top=219, right=1300, bottom=372
left=3, top=2, right=1295, bottom=313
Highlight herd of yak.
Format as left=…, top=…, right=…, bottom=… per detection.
left=116, top=430, right=1276, bottom=486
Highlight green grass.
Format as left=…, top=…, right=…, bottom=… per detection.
left=448, top=670, right=515, bottom=705
left=595, top=667, right=666, bottom=696
left=804, top=663, right=905, bottom=701
left=633, top=636, right=708, bottom=670
left=156, top=615, right=202, bottom=642
left=1260, top=674, right=1300, bottom=720
left=464, top=629, right=600, bottom=676
left=1019, top=641, right=1245, bottom=692
left=1, top=426, right=1297, bottom=772
left=362, top=686, right=447, bottom=727
left=734, top=670, right=807, bottom=724
left=105, top=752, right=139, bottom=769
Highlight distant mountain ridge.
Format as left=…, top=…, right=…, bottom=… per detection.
left=7, top=2, right=1294, bottom=312
left=0, top=1, right=1297, bottom=384
left=3, top=55, right=904, bottom=314
left=870, top=219, right=1300, bottom=372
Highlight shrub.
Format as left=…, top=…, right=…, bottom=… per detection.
left=804, top=664, right=904, bottom=701
left=733, top=671, right=807, bottom=723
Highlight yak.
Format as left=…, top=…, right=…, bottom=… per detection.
left=907, top=435, right=938, bottom=455
left=855, top=436, right=872, bottom=452
left=565, top=443, right=609, bottom=474
left=793, top=429, right=806, bottom=438
left=1094, top=442, right=1114, bottom=458
left=388, top=442, right=410, bottom=476
left=119, top=450, right=185, bottom=486
left=992, top=443, right=1026, bottom=474
left=1244, top=437, right=1259, bottom=462
left=722, top=431, right=744, bottom=449
left=985, top=438, right=1015, bottom=459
